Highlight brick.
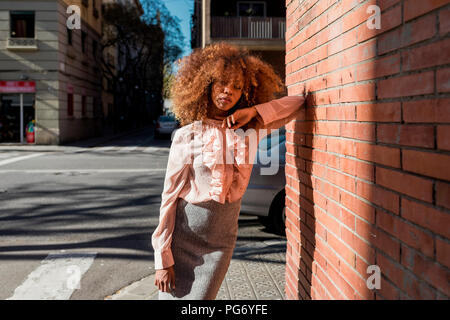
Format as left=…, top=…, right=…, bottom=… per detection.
left=327, top=138, right=356, bottom=157
left=328, top=168, right=355, bottom=193
left=340, top=190, right=375, bottom=224
left=342, top=39, right=377, bottom=67
left=378, top=208, right=434, bottom=258
left=378, top=0, right=401, bottom=11
left=403, top=149, right=450, bottom=181
left=436, top=181, right=450, bottom=210
left=340, top=256, right=375, bottom=300
left=355, top=142, right=401, bottom=168
left=437, top=68, right=450, bottom=93
left=378, top=277, right=401, bottom=299
left=340, top=122, right=376, bottom=142
left=341, top=225, right=376, bottom=265
left=340, top=157, right=375, bottom=182
left=355, top=218, right=401, bottom=261
left=356, top=180, right=400, bottom=214
left=401, top=197, right=450, bottom=239
left=378, top=14, right=436, bottom=55
left=356, top=102, right=401, bottom=122
left=402, top=38, right=450, bottom=71
left=403, top=98, right=450, bottom=123
left=437, top=125, right=450, bottom=150
left=379, top=250, right=437, bottom=299
left=439, top=6, right=450, bottom=35
left=401, top=245, right=450, bottom=295
left=377, top=124, right=435, bottom=148
left=378, top=71, right=434, bottom=99
left=326, top=105, right=356, bottom=121
left=356, top=54, right=401, bottom=81
left=376, top=166, right=433, bottom=203
left=436, top=237, right=450, bottom=269
left=404, top=0, right=449, bottom=21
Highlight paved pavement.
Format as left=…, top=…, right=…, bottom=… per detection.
left=105, top=239, right=287, bottom=300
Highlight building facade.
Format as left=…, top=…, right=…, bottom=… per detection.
left=192, top=0, right=287, bottom=81
left=0, top=0, right=104, bottom=145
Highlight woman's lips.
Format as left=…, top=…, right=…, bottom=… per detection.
left=219, top=97, right=231, bottom=103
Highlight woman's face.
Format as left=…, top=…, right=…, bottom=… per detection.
left=211, top=72, right=244, bottom=115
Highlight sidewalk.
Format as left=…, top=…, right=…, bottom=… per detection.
left=104, top=239, right=287, bottom=300
left=0, top=126, right=153, bottom=152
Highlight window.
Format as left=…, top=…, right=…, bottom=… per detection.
left=10, top=11, right=35, bottom=38
left=237, top=2, right=266, bottom=17
left=81, top=96, right=87, bottom=117
left=67, top=28, right=72, bottom=45
left=81, top=31, right=87, bottom=53
left=67, top=93, right=74, bottom=116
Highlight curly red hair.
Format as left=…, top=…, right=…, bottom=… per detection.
left=170, top=42, right=285, bottom=126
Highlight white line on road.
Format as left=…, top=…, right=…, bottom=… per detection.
left=0, top=153, right=44, bottom=167
left=0, top=169, right=166, bottom=173
left=7, top=252, right=97, bottom=300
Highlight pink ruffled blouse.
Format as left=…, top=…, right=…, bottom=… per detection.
left=151, top=95, right=306, bottom=269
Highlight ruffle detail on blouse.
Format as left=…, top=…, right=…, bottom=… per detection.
left=193, top=120, right=251, bottom=202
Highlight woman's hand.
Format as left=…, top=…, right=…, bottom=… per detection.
left=222, top=106, right=258, bottom=129
left=154, top=265, right=175, bottom=293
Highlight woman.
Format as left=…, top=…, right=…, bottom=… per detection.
left=152, top=42, right=306, bottom=299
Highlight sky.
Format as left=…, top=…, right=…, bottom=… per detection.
left=162, top=0, right=194, bottom=58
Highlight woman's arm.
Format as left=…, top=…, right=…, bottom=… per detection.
left=252, top=95, right=306, bottom=132
left=151, top=128, right=191, bottom=270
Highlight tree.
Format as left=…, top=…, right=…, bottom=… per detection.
left=140, top=0, right=185, bottom=70
left=99, top=3, right=165, bottom=131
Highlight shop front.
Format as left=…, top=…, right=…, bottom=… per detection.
left=0, top=81, right=36, bottom=144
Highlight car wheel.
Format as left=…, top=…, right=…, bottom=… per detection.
left=268, top=189, right=286, bottom=236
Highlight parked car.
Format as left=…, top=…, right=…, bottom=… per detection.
left=155, top=114, right=179, bottom=139
left=240, top=127, right=287, bottom=235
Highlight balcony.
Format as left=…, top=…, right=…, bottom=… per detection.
left=211, top=16, right=285, bottom=40
left=6, top=38, right=38, bottom=51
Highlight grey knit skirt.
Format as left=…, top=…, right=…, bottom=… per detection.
left=158, top=197, right=242, bottom=300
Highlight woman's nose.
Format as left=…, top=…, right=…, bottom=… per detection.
left=223, top=85, right=232, bottom=94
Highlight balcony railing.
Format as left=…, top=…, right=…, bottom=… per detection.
left=6, top=38, right=38, bottom=51
left=211, top=16, right=286, bottom=40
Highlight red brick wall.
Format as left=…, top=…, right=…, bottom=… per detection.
left=284, top=0, right=450, bottom=299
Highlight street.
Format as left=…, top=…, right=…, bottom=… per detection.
left=0, top=127, right=286, bottom=300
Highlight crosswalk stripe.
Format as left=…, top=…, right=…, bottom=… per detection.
left=7, top=252, right=97, bottom=300
left=0, top=153, right=44, bottom=167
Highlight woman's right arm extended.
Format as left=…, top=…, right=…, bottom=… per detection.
left=151, top=128, right=191, bottom=277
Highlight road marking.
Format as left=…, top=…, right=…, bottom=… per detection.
left=142, top=146, right=168, bottom=153
left=0, top=168, right=166, bottom=173
left=7, top=252, right=97, bottom=300
left=117, top=146, right=139, bottom=152
left=0, top=153, right=44, bottom=167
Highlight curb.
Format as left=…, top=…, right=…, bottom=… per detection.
left=104, top=274, right=158, bottom=300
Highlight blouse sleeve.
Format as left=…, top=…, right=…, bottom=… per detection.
left=151, top=128, right=191, bottom=270
left=252, top=95, right=306, bottom=134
